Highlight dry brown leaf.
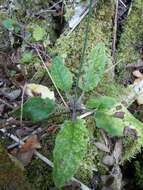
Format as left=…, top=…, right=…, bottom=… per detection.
left=113, top=139, right=122, bottom=163
left=19, top=134, right=41, bottom=153
left=136, top=93, right=143, bottom=105
left=102, top=155, right=114, bottom=166
left=94, top=142, right=110, bottom=153
left=10, top=134, right=41, bottom=166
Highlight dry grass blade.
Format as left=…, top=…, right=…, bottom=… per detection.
left=35, top=48, right=68, bottom=108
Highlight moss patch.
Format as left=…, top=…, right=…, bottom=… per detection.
left=116, top=0, right=143, bottom=84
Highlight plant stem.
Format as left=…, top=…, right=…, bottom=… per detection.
left=35, top=48, right=68, bottom=108
left=72, top=0, right=93, bottom=120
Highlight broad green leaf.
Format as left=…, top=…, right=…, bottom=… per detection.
left=95, top=111, right=124, bottom=136
left=33, top=26, right=45, bottom=41
left=95, top=102, right=143, bottom=136
left=87, top=96, right=117, bottom=110
left=50, top=56, right=73, bottom=91
left=79, top=42, right=108, bottom=92
left=53, top=119, right=88, bottom=188
left=3, top=19, right=14, bottom=30
left=13, top=97, right=55, bottom=123
left=21, top=52, right=33, bottom=64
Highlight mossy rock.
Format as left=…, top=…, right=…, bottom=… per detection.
left=116, top=0, right=143, bottom=84
left=53, top=0, right=114, bottom=73
left=0, top=143, right=32, bottom=190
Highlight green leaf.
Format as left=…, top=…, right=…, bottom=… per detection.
left=3, top=19, right=14, bottom=30
left=53, top=119, right=88, bottom=188
left=21, top=52, right=33, bottom=64
left=13, top=97, right=55, bottom=123
left=33, top=25, right=46, bottom=41
left=87, top=96, right=117, bottom=110
left=95, top=111, right=124, bottom=136
left=79, top=42, right=108, bottom=92
left=50, top=56, right=73, bottom=91
left=14, top=26, right=21, bottom=33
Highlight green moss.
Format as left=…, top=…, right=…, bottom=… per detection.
left=76, top=117, right=108, bottom=184
left=134, top=160, right=143, bottom=187
left=116, top=0, right=143, bottom=83
left=0, top=143, right=32, bottom=190
left=53, top=0, right=114, bottom=74
left=26, top=158, right=55, bottom=190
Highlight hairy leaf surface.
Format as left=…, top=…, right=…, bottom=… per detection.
left=14, top=97, right=55, bottom=123
left=95, top=111, right=124, bottom=136
left=53, top=119, right=88, bottom=187
left=87, top=96, right=117, bottom=110
left=79, top=42, right=108, bottom=92
left=50, top=56, right=73, bottom=91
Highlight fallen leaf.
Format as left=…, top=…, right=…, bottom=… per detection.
left=136, top=93, right=143, bottom=105
left=25, top=83, right=55, bottom=100
left=102, top=155, right=114, bottom=166
left=10, top=134, right=41, bottom=166
left=113, top=139, right=122, bottom=163
left=94, top=142, right=110, bottom=153
left=0, top=104, right=5, bottom=115
left=19, top=134, right=41, bottom=152
left=16, top=127, right=33, bottom=137
left=133, top=70, right=143, bottom=78
left=0, top=88, right=21, bottom=101
left=132, top=70, right=143, bottom=104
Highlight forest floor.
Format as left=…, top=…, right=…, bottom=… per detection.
left=0, top=0, right=143, bottom=190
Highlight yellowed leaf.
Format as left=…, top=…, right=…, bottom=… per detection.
left=137, top=93, right=143, bottom=105
left=133, top=70, right=143, bottom=78
left=132, top=70, right=143, bottom=105
left=25, top=83, right=55, bottom=100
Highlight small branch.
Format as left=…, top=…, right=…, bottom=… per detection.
left=35, top=0, right=63, bottom=15
left=119, top=0, right=126, bottom=8
left=79, top=110, right=95, bottom=119
left=20, top=84, right=26, bottom=127
left=0, top=98, right=13, bottom=109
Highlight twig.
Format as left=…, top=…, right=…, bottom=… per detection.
left=35, top=48, right=68, bottom=108
left=0, top=98, right=13, bottom=109
left=119, top=0, right=127, bottom=8
left=79, top=110, right=95, bottom=119
left=20, top=84, right=26, bottom=127
left=104, top=60, right=121, bottom=74
left=0, top=128, right=91, bottom=190
left=112, top=0, right=119, bottom=63
left=36, top=0, right=63, bottom=15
